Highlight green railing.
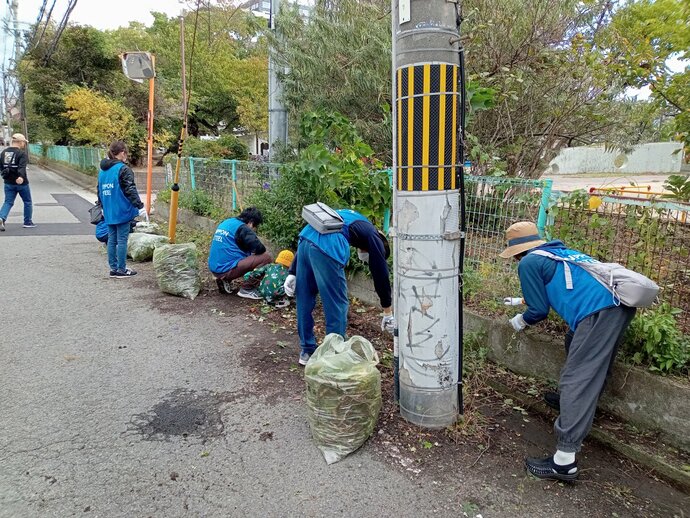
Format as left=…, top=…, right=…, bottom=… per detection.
left=29, top=143, right=104, bottom=173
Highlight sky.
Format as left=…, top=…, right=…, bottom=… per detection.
left=16, top=0, right=184, bottom=30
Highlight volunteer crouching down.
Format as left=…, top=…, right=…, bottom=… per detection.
left=208, top=207, right=272, bottom=299
left=284, top=208, right=394, bottom=366
left=500, top=221, right=636, bottom=481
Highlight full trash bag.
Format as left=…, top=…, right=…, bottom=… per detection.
left=305, top=333, right=382, bottom=464
left=133, top=221, right=161, bottom=234
left=152, top=243, right=201, bottom=300
left=127, top=233, right=170, bottom=262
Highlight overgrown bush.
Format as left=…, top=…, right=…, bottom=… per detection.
left=623, top=303, right=690, bottom=374
left=249, top=111, right=392, bottom=249
left=182, top=135, right=249, bottom=160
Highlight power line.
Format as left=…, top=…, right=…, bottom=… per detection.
left=33, top=0, right=57, bottom=52
left=42, top=0, right=78, bottom=64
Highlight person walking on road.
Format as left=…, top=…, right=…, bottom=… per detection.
left=98, top=141, right=146, bottom=278
left=0, top=133, right=34, bottom=231
left=499, top=221, right=636, bottom=482
left=208, top=207, right=273, bottom=299
left=284, top=208, right=394, bottom=366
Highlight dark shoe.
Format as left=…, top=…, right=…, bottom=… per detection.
left=237, top=288, right=262, bottom=300
left=544, top=391, right=560, bottom=411
left=23, top=222, right=36, bottom=228
left=525, top=456, right=578, bottom=481
left=0, top=218, right=5, bottom=231
left=113, top=268, right=137, bottom=278
left=109, top=270, right=118, bottom=278
left=216, top=278, right=233, bottom=295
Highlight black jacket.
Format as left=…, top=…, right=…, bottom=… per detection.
left=235, top=223, right=266, bottom=255
left=97, top=158, right=144, bottom=210
left=0, top=146, right=29, bottom=185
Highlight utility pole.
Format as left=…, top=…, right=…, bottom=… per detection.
left=391, top=0, right=464, bottom=428
left=268, top=0, right=287, bottom=161
left=10, top=0, right=28, bottom=141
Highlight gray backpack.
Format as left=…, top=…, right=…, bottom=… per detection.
left=302, top=202, right=344, bottom=234
left=530, top=250, right=659, bottom=308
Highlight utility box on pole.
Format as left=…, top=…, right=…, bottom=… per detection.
left=392, top=0, right=463, bottom=428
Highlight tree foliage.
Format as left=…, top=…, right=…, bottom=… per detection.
left=63, top=87, right=136, bottom=145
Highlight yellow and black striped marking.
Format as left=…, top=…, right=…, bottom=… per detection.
left=396, top=63, right=459, bottom=191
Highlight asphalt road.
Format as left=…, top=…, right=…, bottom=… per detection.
left=0, top=166, right=462, bottom=517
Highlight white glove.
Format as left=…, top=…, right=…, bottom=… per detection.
left=381, top=314, right=396, bottom=334
left=138, top=208, right=149, bottom=222
left=503, top=297, right=524, bottom=306
left=509, top=313, right=527, bottom=332
left=284, top=274, right=296, bottom=297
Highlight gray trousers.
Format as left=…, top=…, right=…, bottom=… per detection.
left=555, top=305, right=636, bottom=452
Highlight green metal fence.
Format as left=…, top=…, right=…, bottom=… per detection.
left=29, top=143, right=104, bottom=173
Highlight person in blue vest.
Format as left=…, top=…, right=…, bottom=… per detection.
left=284, top=208, right=394, bottom=365
left=208, top=207, right=272, bottom=299
left=500, top=221, right=636, bottom=482
left=97, top=141, right=146, bottom=278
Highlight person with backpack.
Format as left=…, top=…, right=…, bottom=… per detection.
left=284, top=207, right=394, bottom=366
left=499, top=221, right=637, bottom=482
left=0, top=133, right=34, bottom=231
left=98, top=141, right=147, bottom=278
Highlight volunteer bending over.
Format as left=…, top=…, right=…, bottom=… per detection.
left=500, top=221, right=636, bottom=482
left=284, top=208, right=394, bottom=366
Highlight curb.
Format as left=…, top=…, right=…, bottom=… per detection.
left=486, top=378, right=690, bottom=491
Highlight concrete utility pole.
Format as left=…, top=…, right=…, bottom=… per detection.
left=392, top=0, right=463, bottom=428
left=10, top=0, right=28, bottom=140
left=268, top=0, right=288, bottom=161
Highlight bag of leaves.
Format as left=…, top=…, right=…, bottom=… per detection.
left=305, top=333, right=382, bottom=464
left=127, top=233, right=170, bottom=262
left=133, top=221, right=161, bottom=234
left=152, top=243, right=201, bottom=300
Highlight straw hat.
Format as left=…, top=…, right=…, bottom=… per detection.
left=276, top=249, right=295, bottom=268
left=498, top=221, right=546, bottom=259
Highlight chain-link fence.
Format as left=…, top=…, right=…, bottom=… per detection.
left=164, top=157, right=277, bottom=213
left=464, top=175, right=552, bottom=265
left=29, top=144, right=104, bottom=173
left=547, top=191, right=690, bottom=332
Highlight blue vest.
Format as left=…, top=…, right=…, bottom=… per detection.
left=298, top=209, right=369, bottom=266
left=208, top=218, right=250, bottom=273
left=98, top=163, right=139, bottom=225
left=539, top=248, right=614, bottom=330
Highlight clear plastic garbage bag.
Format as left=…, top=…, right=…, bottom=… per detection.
left=305, top=333, right=382, bottom=464
left=152, top=243, right=201, bottom=300
left=127, top=233, right=170, bottom=262
left=133, top=221, right=161, bottom=234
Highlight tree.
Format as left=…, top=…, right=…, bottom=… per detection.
left=63, top=87, right=136, bottom=146
left=603, top=0, right=690, bottom=158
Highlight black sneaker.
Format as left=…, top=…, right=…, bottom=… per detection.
left=544, top=391, right=560, bottom=411
left=109, top=270, right=118, bottom=278
left=113, top=268, right=137, bottom=278
left=216, top=278, right=233, bottom=295
left=0, top=218, right=5, bottom=231
left=23, top=222, right=36, bottom=228
left=525, top=456, right=578, bottom=481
